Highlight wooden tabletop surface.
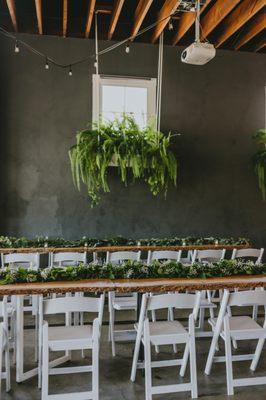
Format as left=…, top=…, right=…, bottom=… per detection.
left=0, top=274, right=265, bottom=295
left=0, top=244, right=250, bottom=254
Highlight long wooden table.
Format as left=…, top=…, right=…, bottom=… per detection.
left=3, top=274, right=264, bottom=384
left=0, top=243, right=250, bottom=254
left=0, top=274, right=265, bottom=295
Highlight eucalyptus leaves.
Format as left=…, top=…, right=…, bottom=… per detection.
left=253, top=129, right=266, bottom=200
left=69, top=116, right=178, bottom=206
left=0, top=259, right=265, bottom=285
left=0, top=235, right=250, bottom=248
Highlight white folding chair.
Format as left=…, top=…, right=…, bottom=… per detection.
left=217, top=290, right=266, bottom=395
left=131, top=292, right=201, bottom=399
left=147, top=250, right=182, bottom=352
left=39, top=294, right=105, bottom=400
left=1, top=252, right=40, bottom=364
left=231, top=248, right=265, bottom=321
left=0, top=298, right=10, bottom=394
left=107, top=251, right=141, bottom=356
left=147, top=250, right=181, bottom=264
left=231, top=248, right=264, bottom=265
left=194, top=249, right=226, bottom=337
left=50, top=251, right=87, bottom=266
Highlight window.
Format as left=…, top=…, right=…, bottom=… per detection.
left=92, top=75, right=157, bottom=128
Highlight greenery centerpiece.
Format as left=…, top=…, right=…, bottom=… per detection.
left=69, top=115, right=178, bottom=206
left=253, top=129, right=266, bottom=200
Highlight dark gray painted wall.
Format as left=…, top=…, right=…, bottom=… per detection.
left=0, top=34, right=265, bottom=246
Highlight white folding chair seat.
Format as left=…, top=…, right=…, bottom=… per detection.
left=209, top=315, right=261, bottom=333
left=107, top=251, right=141, bottom=356
left=139, top=320, right=189, bottom=345
left=47, top=325, right=94, bottom=351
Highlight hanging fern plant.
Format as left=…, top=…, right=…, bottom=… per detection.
left=253, top=129, right=266, bottom=200
left=69, top=115, right=178, bottom=206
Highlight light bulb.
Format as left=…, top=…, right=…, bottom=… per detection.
left=94, top=59, right=98, bottom=68
left=69, top=67, right=73, bottom=76
left=168, top=20, right=173, bottom=30
left=14, top=41, right=20, bottom=53
left=125, top=44, right=130, bottom=54
left=45, top=60, right=49, bottom=70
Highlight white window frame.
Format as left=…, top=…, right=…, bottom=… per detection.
left=92, top=74, right=157, bottom=126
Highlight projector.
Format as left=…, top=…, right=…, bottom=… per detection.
left=181, top=42, right=216, bottom=65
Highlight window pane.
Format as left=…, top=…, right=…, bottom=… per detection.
left=101, top=85, right=125, bottom=113
left=125, top=87, right=147, bottom=115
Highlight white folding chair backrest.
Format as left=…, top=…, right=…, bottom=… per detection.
left=227, top=289, right=266, bottom=308
left=39, top=294, right=105, bottom=326
left=180, top=250, right=195, bottom=264
left=50, top=252, right=87, bottom=266
left=231, top=248, right=264, bottom=264
left=147, top=250, right=181, bottom=265
left=196, top=249, right=226, bottom=263
left=106, top=251, right=141, bottom=264
left=1, top=252, right=40, bottom=270
left=146, top=292, right=201, bottom=317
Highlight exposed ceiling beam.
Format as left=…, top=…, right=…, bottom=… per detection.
left=255, top=38, right=266, bottom=52
left=34, top=0, right=43, bottom=35
left=63, top=0, right=68, bottom=37
left=200, top=0, right=242, bottom=40
left=6, top=0, right=18, bottom=32
left=235, top=13, right=266, bottom=50
left=85, top=0, right=97, bottom=38
left=108, top=0, right=125, bottom=40
left=172, top=0, right=212, bottom=46
left=131, top=0, right=153, bottom=40
left=151, top=0, right=181, bottom=44
left=215, top=0, right=265, bottom=48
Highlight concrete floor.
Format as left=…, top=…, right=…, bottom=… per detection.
left=2, top=308, right=266, bottom=399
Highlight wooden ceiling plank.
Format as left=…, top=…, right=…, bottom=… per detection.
left=108, top=0, right=125, bottom=40
left=85, top=0, right=97, bottom=38
left=235, top=13, right=266, bottom=50
left=131, top=0, right=153, bottom=39
left=255, top=38, right=266, bottom=52
left=172, top=0, right=212, bottom=46
left=35, top=0, right=43, bottom=35
left=151, top=0, right=181, bottom=44
left=63, top=0, right=68, bottom=37
left=215, top=0, right=265, bottom=48
left=6, top=0, right=18, bottom=32
left=200, top=0, right=242, bottom=39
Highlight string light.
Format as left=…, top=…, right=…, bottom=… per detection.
left=45, top=58, right=49, bottom=70
left=125, top=44, right=130, bottom=54
left=168, top=20, right=173, bottom=30
left=14, top=40, right=19, bottom=53
left=68, top=66, right=73, bottom=76
left=94, top=59, right=98, bottom=68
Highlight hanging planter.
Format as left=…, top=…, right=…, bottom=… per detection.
left=69, top=115, right=178, bottom=206
left=253, top=129, right=266, bottom=200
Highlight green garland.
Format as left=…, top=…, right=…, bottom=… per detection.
left=0, top=235, right=250, bottom=248
left=0, top=260, right=265, bottom=285
left=69, top=116, right=178, bottom=206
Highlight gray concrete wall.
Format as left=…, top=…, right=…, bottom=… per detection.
left=0, top=34, right=265, bottom=245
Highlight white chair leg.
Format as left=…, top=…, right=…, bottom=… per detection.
left=92, top=321, right=99, bottom=400
left=224, top=316, right=234, bottom=396
left=189, top=315, right=198, bottom=399
left=5, top=346, right=11, bottom=392
left=41, top=324, right=49, bottom=400
left=144, top=319, right=152, bottom=400
left=0, top=334, right=2, bottom=394
left=227, top=306, right=238, bottom=349
left=250, top=338, right=265, bottom=371
left=180, top=342, right=189, bottom=377
left=130, top=321, right=142, bottom=382
left=34, top=314, right=38, bottom=363
left=110, top=306, right=115, bottom=357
